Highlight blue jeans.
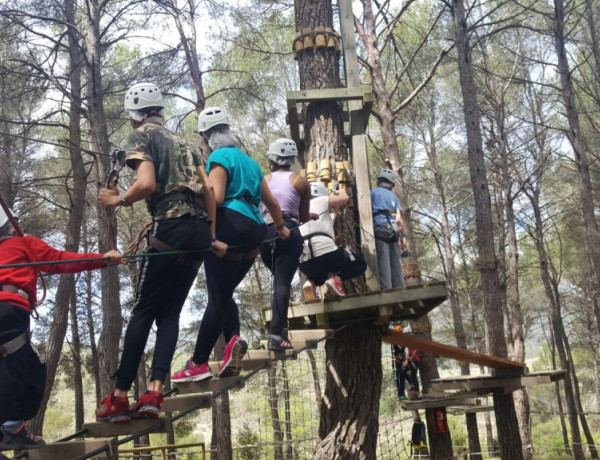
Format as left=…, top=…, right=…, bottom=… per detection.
left=375, top=236, right=404, bottom=290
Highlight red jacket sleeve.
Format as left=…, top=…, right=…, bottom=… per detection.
left=0, top=236, right=109, bottom=311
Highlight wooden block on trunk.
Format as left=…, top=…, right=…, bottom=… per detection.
left=26, top=438, right=117, bottom=460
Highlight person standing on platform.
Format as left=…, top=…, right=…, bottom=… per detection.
left=96, top=83, right=224, bottom=422
left=0, top=206, right=122, bottom=448
left=392, top=326, right=422, bottom=400
left=299, top=183, right=366, bottom=300
left=259, top=138, right=311, bottom=351
left=171, top=107, right=289, bottom=382
left=370, top=169, right=407, bottom=290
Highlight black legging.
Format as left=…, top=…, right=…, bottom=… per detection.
left=115, top=215, right=211, bottom=390
left=259, top=221, right=303, bottom=338
left=193, top=208, right=267, bottom=364
left=0, top=303, right=45, bottom=423
left=298, top=247, right=367, bottom=286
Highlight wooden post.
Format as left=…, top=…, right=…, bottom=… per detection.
left=338, top=0, right=380, bottom=292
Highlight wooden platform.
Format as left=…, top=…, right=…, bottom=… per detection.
left=400, top=392, right=480, bottom=411
left=383, top=329, right=526, bottom=370
left=429, top=370, right=567, bottom=395
left=262, top=283, right=447, bottom=328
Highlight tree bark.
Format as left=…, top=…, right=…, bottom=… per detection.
left=84, top=0, right=122, bottom=397
left=70, top=289, right=85, bottom=432
left=450, top=0, right=522, bottom=457
left=29, top=0, right=86, bottom=432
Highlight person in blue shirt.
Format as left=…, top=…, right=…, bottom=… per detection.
left=370, top=169, right=407, bottom=290
left=172, top=107, right=289, bottom=383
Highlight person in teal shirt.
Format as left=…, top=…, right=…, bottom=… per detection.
left=172, top=107, right=289, bottom=383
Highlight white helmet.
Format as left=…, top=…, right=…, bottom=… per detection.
left=268, top=138, right=298, bottom=165
left=310, top=182, right=329, bottom=198
left=198, top=106, right=231, bottom=133
left=0, top=207, right=13, bottom=228
left=124, top=83, right=164, bottom=111
left=377, top=168, right=396, bottom=184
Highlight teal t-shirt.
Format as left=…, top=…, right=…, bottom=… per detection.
left=207, top=147, right=265, bottom=224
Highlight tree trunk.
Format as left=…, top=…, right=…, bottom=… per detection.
left=313, top=324, right=382, bottom=459
left=268, top=364, right=284, bottom=460
left=294, top=1, right=380, bottom=458
left=70, top=289, right=85, bottom=432
left=450, top=0, right=522, bottom=457
left=525, top=185, right=585, bottom=459
left=553, top=0, right=600, bottom=308
left=84, top=0, right=122, bottom=397
left=29, top=0, right=86, bottom=432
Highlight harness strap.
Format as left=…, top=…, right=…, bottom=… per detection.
left=147, top=235, right=202, bottom=270
left=0, top=284, right=30, bottom=302
left=0, top=331, right=30, bottom=359
left=302, top=231, right=334, bottom=259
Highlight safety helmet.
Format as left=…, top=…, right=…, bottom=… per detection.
left=268, top=138, right=298, bottom=166
left=377, top=168, right=396, bottom=184
left=124, top=83, right=164, bottom=111
left=0, top=207, right=14, bottom=228
left=310, top=182, right=329, bottom=198
left=198, top=106, right=231, bottom=133
left=394, top=325, right=403, bottom=333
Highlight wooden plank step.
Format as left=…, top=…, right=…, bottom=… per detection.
left=174, top=375, right=244, bottom=395
left=208, top=357, right=272, bottom=374
left=83, top=418, right=171, bottom=438
left=447, top=405, right=494, bottom=415
left=258, top=340, right=318, bottom=350
left=430, top=370, right=567, bottom=394
left=26, top=438, right=117, bottom=460
left=246, top=349, right=300, bottom=361
left=162, top=392, right=212, bottom=412
left=400, top=395, right=478, bottom=411
left=288, top=329, right=334, bottom=341
left=383, top=329, right=526, bottom=370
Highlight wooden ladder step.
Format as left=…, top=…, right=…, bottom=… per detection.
left=258, top=340, right=318, bottom=350
left=287, top=329, right=334, bottom=341
left=25, top=438, right=117, bottom=460
left=174, top=375, right=244, bottom=395
left=246, top=349, right=298, bottom=360
left=162, top=392, right=212, bottom=412
left=83, top=418, right=171, bottom=438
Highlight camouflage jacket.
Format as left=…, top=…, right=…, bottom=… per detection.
left=125, top=121, right=206, bottom=220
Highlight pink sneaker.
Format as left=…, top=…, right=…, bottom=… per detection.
left=131, top=390, right=163, bottom=419
left=171, top=360, right=213, bottom=383
left=218, top=335, right=248, bottom=378
left=325, top=275, right=345, bottom=297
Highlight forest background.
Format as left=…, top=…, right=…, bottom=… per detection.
left=0, top=0, right=599, bottom=458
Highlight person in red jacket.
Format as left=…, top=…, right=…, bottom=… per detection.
left=0, top=206, right=122, bottom=453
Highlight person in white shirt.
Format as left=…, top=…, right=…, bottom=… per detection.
left=299, top=183, right=366, bottom=299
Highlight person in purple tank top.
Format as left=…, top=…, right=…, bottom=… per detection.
left=259, top=138, right=312, bottom=350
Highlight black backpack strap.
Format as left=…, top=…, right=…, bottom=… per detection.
left=302, top=232, right=334, bottom=259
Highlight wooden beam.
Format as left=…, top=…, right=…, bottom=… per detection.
left=383, top=329, right=526, bottom=370
left=287, top=87, right=373, bottom=104
left=27, top=438, right=117, bottom=460
left=259, top=340, right=318, bottom=350
left=287, top=329, right=334, bottom=341
left=400, top=395, right=478, bottom=411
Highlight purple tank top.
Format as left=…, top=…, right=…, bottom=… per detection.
left=262, top=171, right=301, bottom=224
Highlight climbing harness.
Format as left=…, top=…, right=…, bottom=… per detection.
left=0, top=331, right=30, bottom=359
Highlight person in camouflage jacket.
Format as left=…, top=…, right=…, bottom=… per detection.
left=97, top=83, right=227, bottom=422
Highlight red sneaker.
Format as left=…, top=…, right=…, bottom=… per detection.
left=171, top=359, right=213, bottom=383
left=218, top=335, right=248, bottom=378
left=96, top=391, right=131, bottom=423
left=131, top=390, right=163, bottom=419
left=325, top=275, right=345, bottom=297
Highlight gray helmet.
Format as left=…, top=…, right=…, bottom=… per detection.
left=377, top=168, right=396, bottom=184
left=124, top=83, right=164, bottom=111
left=310, top=182, right=329, bottom=198
left=198, top=106, right=231, bottom=133
left=268, top=138, right=298, bottom=166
